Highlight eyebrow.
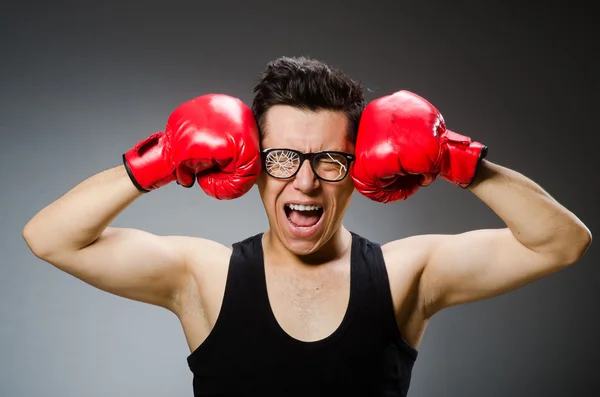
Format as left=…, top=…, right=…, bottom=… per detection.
left=262, top=147, right=350, bottom=153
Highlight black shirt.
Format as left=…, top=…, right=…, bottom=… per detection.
left=187, top=232, right=418, bottom=396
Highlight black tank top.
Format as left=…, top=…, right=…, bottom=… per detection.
left=186, top=232, right=418, bottom=396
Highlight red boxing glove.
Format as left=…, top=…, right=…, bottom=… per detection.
left=351, top=90, right=487, bottom=203
left=123, top=94, right=261, bottom=200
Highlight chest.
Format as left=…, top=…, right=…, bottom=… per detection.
left=264, top=262, right=351, bottom=341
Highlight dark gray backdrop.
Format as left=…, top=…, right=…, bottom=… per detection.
left=2, top=1, right=598, bottom=396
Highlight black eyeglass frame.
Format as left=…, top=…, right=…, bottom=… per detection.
left=261, top=148, right=355, bottom=182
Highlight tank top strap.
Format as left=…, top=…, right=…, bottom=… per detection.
left=349, top=231, right=418, bottom=360
left=220, top=233, right=271, bottom=325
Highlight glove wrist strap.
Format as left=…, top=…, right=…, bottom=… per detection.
left=439, top=130, right=488, bottom=188
left=122, top=132, right=176, bottom=192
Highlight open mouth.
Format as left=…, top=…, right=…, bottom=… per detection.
left=284, top=203, right=324, bottom=229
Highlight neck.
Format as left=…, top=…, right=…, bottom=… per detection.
left=262, top=227, right=352, bottom=267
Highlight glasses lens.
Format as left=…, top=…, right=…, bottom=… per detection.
left=313, top=152, right=350, bottom=181
left=264, top=150, right=300, bottom=178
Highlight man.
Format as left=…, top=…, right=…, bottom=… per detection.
left=22, top=57, right=591, bottom=396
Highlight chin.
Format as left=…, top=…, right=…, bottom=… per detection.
left=278, top=206, right=331, bottom=254
left=276, top=225, right=326, bottom=256
left=283, top=238, right=325, bottom=256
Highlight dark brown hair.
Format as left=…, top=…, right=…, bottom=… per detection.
left=252, top=56, right=365, bottom=144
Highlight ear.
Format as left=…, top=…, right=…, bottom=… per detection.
left=255, top=170, right=265, bottom=186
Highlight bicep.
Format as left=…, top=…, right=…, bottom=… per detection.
left=44, top=227, right=194, bottom=310
left=420, top=228, right=563, bottom=316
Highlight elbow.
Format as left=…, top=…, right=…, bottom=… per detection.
left=562, top=225, right=592, bottom=267
left=577, top=226, right=592, bottom=258
left=22, top=223, right=52, bottom=260
left=22, top=224, right=40, bottom=257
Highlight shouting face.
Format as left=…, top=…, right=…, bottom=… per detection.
left=257, top=105, right=355, bottom=257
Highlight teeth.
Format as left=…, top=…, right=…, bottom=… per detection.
left=286, top=204, right=322, bottom=211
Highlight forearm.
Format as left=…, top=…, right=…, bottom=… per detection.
left=23, top=165, right=143, bottom=257
left=467, top=160, right=591, bottom=262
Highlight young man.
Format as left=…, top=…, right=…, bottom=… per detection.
left=22, top=56, right=592, bottom=396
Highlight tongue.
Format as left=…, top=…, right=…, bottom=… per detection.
left=288, top=210, right=321, bottom=227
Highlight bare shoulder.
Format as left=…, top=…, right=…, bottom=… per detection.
left=171, top=236, right=233, bottom=313
left=172, top=235, right=233, bottom=275
left=381, top=234, right=445, bottom=314
left=381, top=234, right=441, bottom=274
left=380, top=234, right=439, bottom=303
left=380, top=234, right=445, bottom=347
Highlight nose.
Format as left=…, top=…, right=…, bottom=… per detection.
left=292, top=159, right=320, bottom=193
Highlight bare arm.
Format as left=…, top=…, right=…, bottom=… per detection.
left=22, top=165, right=195, bottom=312
left=412, top=160, right=592, bottom=317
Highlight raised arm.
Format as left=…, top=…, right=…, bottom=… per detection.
left=419, top=160, right=591, bottom=316
left=22, top=165, right=195, bottom=311
left=352, top=90, right=591, bottom=318
left=23, top=94, right=261, bottom=313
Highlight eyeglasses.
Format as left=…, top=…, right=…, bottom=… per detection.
left=262, top=148, right=355, bottom=182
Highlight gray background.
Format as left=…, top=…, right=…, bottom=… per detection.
left=2, top=1, right=598, bottom=396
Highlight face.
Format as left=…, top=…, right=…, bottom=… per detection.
left=257, top=105, right=355, bottom=257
